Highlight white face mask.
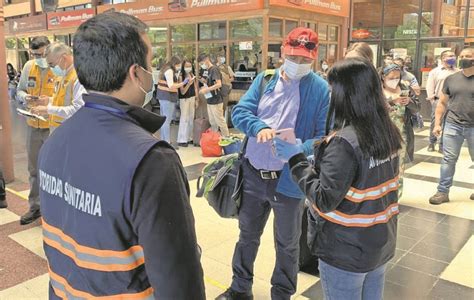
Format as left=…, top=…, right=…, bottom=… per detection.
left=385, top=79, right=400, bottom=90
left=137, top=66, right=155, bottom=107
left=200, top=63, right=208, bottom=70
left=283, top=59, right=312, bottom=81
left=322, top=63, right=329, bottom=71
left=184, top=67, right=193, bottom=73
left=219, top=57, right=226, bottom=64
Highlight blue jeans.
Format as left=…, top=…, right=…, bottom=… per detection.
left=318, top=259, right=387, bottom=300
left=438, top=122, right=474, bottom=193
left=159, top=100, right=176, bottom=143
left=430, top=99, right=443, bottom=146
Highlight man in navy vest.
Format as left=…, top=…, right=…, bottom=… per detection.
left=38, top=12, right=205, bottom=299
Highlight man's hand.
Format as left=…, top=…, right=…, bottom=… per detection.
left=433, top=125, right=442, bottom=137
left=199, top=87, right=208, bottom=95
left=257, top=128, right=275, bottom=143
left=30, top=106, right=48, bottom=115
left=398, top=97, right=410, bottom=106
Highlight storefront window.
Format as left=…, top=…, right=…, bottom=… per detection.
left=285, top=20, right=298, bottom=35
left=318, top=24, right=328, bottom=41
left=55, top=35, right=70, bottom=45
left=151, top=46, right=167, bottom=70
left=199, top=22, right=226, bottom=40
left=171, top=24, right=196, bottom=42
left=318, top=44, right=327, bottom=66
left=5, top=38, right=16, bottom=49
left=383, top=0, right=420, bottom=39
left=352, top=0, right=382, bottom=40
left=17, top=37, right=29, bottom=49
left=230, top=18, right=262, bottom=39
left=301, top=21, right=317, bottom=31
left=172, top=44, right=196, bottom=61
left=382, top=40, right=416, bottom=71
left=421, top=0, right=468, bottom=37
left=269, top=18, right=283, bottom=37
left=148, top=27, right=168, bottom=44
left=198, top=43, right=225, bottom=62
left=268, top=43, right=282, bottom=69
left=230, top=41, right=262, bottom=79
left=327, top=44, right=337, bottom=65
left=329, top=26, right=338, bottom=42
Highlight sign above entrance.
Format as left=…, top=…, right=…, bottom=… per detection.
left=5, top=14, right=48, bottom=35
left=97, top=0, right=263, bottom=21
left=270, top=0, right=349, bottom=18
left=47, top=8, right=96, bottom=29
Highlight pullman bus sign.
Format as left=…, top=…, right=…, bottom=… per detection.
left=47, top=9, right=96, bottom=29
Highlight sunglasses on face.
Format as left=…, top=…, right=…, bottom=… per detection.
left=288, top=39, right=318, bottom=50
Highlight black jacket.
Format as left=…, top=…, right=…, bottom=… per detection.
left=289, top=126, right=399, bottom=273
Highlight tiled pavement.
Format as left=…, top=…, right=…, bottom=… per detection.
left=1, top=107, right=473, bottom=300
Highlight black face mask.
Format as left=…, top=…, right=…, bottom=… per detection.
left=460, top=58, right=473, bottom=69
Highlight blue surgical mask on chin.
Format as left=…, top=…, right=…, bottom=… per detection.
left=283, top=59, right=312, bottom=81
left=51, top=58, right=66, bottom=76
left=138, top=66, right=155, bottom=107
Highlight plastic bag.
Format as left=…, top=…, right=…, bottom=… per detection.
left=201, top=129, right=222, bottom=157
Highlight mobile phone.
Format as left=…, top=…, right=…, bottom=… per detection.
left=29, top=96, right=39, bottom=100
left=275, top=128, right=296, bottom=144
left=400, top=90, right=410, bottom=97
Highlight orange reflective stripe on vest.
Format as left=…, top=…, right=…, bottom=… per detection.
left=48, top=267, right=154, bottom=299
left=312, top=203, right=399, bottom=228
left=42, top=219, right=145, bottom=272
left=345, top=176, right=399, bottom=203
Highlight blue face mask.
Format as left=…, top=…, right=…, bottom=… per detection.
left=445, top=57, right=456, bottom=67
left=51, top=57, right=66, bottom=77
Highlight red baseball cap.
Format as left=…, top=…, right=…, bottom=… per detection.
left=283, top=27, right=319, bottom=60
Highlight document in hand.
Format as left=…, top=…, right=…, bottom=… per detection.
left=16, top=108, right=47, bottom=122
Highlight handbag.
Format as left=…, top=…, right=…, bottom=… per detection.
left=196, top=137, right=248, bottom=218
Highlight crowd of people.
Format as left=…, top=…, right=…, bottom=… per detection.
left=1, top=10, right=473, bottom=300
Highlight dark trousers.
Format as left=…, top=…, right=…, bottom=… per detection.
left=231, top=160, right=304, bottom=300
left=26, top=127, right=50, bottom=211
left=0, top=168, right=5, bottom=200
left=429, top=99, right=443, bottom=147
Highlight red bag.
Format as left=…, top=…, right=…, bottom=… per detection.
left=200, top=129, right=222, bottom=157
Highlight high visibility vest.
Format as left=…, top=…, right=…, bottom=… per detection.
left=38, top=93, right=159, bottom=298
left=49, top=68, right=78, bottom=128
left=310, top=126, right=400, bottom=273
left=26, top=62, right=55, bottom=129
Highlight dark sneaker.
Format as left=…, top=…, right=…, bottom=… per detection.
left=20, top=209, right=41, bottom=225
left=470, top=193, right=474, bottom=201
left=429, top=192, right=449, bottom=205
left=215, top=288, right=253, bottom=300
left=0, top=199, right=7, bottom=209
left=178, top=143, right=189, bottom=147
left=188, top=140, right=194, bottom=145
left=427, top=144, right=435, bottom=152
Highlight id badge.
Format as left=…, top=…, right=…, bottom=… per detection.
left=27, top=77, right=36, bottom=88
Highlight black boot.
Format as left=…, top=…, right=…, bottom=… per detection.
left=20, top=209, right=41, bottom=225
left=0, top=199, right=7, bottom=209
left=215, top=288, right=253, bottom=300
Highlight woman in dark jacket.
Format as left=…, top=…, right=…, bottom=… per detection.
left=7, top=63, right=17, bottom=101
left=274, top=58, right=403, bottom=300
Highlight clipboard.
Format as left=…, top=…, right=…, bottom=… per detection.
left=17, top=108, right=48, bottom=122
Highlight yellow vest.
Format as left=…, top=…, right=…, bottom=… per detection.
left=49, top=68, right=78, bottom=128
left=26, top=62, right=55, bottom=128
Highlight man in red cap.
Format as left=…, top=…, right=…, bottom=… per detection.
left=216, top=27, right=329, bottom=300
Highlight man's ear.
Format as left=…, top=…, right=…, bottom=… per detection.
left=129, top=64, right=140, bottom=85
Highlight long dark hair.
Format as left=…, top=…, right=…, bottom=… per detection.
left=326, top=58, right=402, bottom=159
left=160, top=55, right=181, bottom=74
left=181, top=58, right=195, bottom=81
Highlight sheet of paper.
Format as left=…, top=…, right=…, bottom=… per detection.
left=17, top=108, right=48, bottom=122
